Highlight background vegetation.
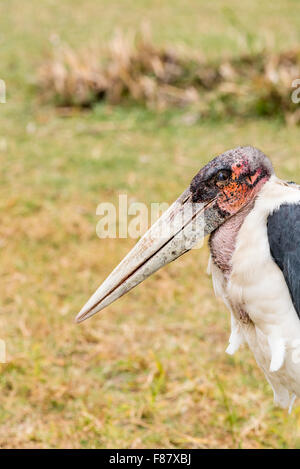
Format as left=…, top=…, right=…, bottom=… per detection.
left=0, top=0, right=300, bottom=448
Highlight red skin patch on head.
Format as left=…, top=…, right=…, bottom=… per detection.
left=247, top=170, right=261, bottom=186
left=231, top=163, right=247, bottom=180
left=217, top=169, right=268, bottom=215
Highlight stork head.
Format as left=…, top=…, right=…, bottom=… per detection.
left=190, top=145, right=274, bottom=215
left=76, top=146, right=274, bottom=323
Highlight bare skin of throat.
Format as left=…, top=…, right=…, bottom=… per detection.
left=209, top=202, right=255, bottom=325
left=209, top=201, right=254, bottom=275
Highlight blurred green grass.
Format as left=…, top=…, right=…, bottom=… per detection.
left=0, top=0, right=300, bottom=449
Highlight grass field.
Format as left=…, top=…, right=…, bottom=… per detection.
left=1, top=0, right=300, bottom=449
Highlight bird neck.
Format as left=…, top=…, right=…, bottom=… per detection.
left=209, top=201, right=255, bottom=276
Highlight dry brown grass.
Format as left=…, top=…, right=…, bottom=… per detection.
left=39, top=29, right=300, bottom=122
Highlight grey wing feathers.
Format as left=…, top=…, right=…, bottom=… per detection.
left=267, top=201, right=300, bottom=319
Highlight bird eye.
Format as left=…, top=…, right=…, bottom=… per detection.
left=215, top=170, right=231, bottom=186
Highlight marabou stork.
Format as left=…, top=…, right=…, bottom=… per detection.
left=77, top=146, right=300, bottom=412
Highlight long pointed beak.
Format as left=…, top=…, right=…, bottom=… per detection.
left=76, top=187, right=224, bottom=323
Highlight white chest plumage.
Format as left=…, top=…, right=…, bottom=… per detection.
left=208, top=176, right=300, bottom=411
